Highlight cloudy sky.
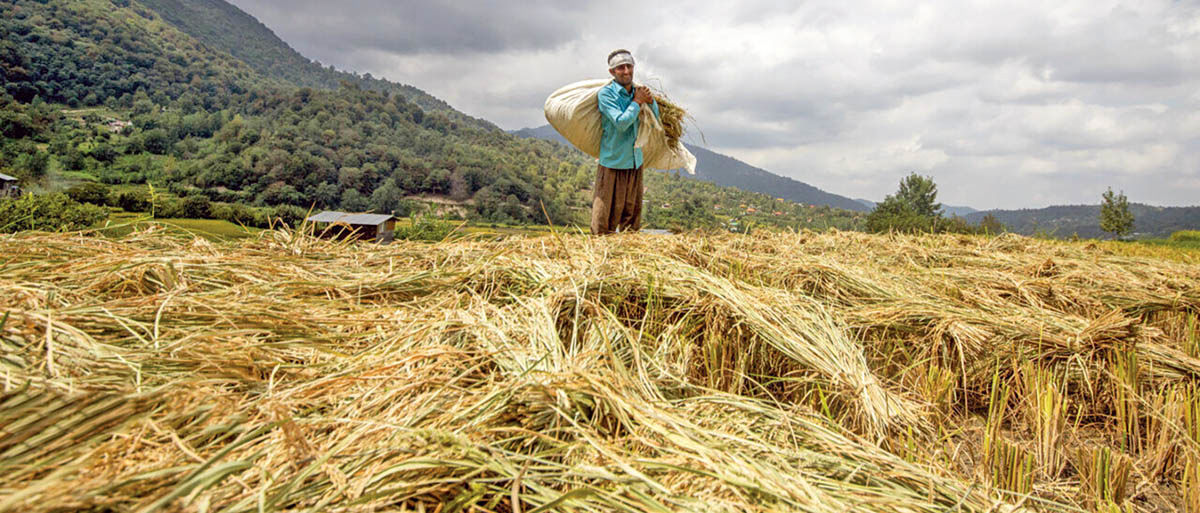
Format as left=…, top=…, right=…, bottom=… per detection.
left=228, top=0, right=1200, bottom=209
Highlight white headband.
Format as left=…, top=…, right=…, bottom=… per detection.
left=608, top=52, right=634, bottom=69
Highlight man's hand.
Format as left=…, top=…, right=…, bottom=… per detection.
left=633, top=86, right=652, bottom=105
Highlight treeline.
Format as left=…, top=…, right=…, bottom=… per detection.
left=865, top=173, right=1004, bottom=235
left=965, top=204, right=1200, bottom=239
left=63, top=181, right=307, bottom=228
left=73, top=85, right=586, bottom=224
left=644, top=171, right=864, bottom=232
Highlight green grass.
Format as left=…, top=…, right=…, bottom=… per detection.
left=96, top=213, right=261, bottom=240
left=53, top=170, right=100, bottom=182
left=1170, top=230, right=1200, bottom=242
left=1134, top=238, right=1200, bottom=250
left=1096, top=238, right=1200, bottom=264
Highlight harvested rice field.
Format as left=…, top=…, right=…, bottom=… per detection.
left=3, top=226, right=1200, bottom=512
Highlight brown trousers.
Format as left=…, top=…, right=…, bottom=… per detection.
left=591, top=164, right=643, bottom=235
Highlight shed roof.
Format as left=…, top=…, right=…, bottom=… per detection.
left=306, top=211, right=394, bottom=225
left=0, top=173, right=17, bottom=182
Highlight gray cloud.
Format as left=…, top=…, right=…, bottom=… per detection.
left=228, top=0, right=1200, bottom=210
left=231, top=0, right=587, bottom=57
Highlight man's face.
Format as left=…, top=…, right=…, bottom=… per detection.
left=609, top=63, right=634, bottom=87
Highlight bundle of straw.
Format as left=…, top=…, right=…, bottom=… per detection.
left=653, top=94, right=688, bottom=149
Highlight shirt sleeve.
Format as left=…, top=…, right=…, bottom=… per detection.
left=651, top=98, right=661, bottom=120
left=598, top=86, right=640, bottom=132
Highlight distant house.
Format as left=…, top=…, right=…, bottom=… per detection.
left=305, top=211, right=396, bottom=243
left=0, top=173, right=19, bottom=198
left=105, top=119, right=133, bottom=133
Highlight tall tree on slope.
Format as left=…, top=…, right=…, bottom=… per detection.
left=1100, top=187, right=1135, bottom=239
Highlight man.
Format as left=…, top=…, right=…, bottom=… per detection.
left=592, top=49, right=659, bottom=235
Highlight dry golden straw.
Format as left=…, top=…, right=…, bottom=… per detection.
left=1, top=224, right=1199, bottom=512
left=653, top=94, right=688, bottom=149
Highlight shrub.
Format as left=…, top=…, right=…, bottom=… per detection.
left=179, top=194, right=212, bottom=219
left=395, top=213, right=455, bottom=242
left=0, top=193, right=109, bottom=233
left=212, top=202, right=267, bottom=227
left=65, top=182, right=111, bottom=206
left=115, top=189, right=151, bottom=213
left=269, top=204, right=307, bottom=227
left=154, top=198, right=182, bottom=218
left=1169, top=230, right=1200, bottom=243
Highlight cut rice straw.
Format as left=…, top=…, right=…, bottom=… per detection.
left=2, top=225, right=1199, bottom=511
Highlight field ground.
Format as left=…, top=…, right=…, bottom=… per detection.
left=94, top=212, right=262, bottom=240
left=1132, top=238, right=1200, bottom=252
left=4, top=227, right=1200, bottom=511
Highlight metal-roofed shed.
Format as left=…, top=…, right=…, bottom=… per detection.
left=305, top=211, right=396, bottom=243
left=0, top=173, right=19, bottom=198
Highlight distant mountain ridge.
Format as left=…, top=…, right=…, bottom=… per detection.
left=511, top=125, right=868, bottom=212
left=139, top=0, right=497, bottom=130
left=966, top=204, right=1200, bottom=238
left=854, top=198, right=978, bottom=217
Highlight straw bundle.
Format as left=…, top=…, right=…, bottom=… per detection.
left=653, top=94, right=688, bottom=149
left=2, top=225, right=1198, bottom=512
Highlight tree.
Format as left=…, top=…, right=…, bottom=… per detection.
left=978, top=214, right=1004, bottom=235
left=340, top=188, right=370, bottom=212
left=865, top=198, right=929, bottom=233
left=1100, top=187, right=1134, bottom=239
left=141, top=128, right=171, bottom=154
left=370, top=178, right=405, bottom=214
left=895, top=173, right=942, bottom=218
left=864, top=173, right=943, bottom=233
left=12, top=149, right=49, bottom=179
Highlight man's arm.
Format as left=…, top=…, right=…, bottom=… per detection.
left=634, top=86, right=660, bottom=120
left=598, top=86, right=640, bottom=132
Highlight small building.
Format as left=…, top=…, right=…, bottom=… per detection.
left=305, top=211, right=396, bottom=243
left=106, top=119, right=133, bottom=133
left=0, top=173, right=19, bottom=198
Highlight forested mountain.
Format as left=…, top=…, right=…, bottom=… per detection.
left=0, top=0, right=586, bottom=224
left=1, top=0, right=862, bottom=231
left=512, top=124, right=868, bottom=211
left=137, top=0, right=493, bottom=130
left=965, top=204, right=1200, bottom=238
left=1, top=0, right=266, bottom=107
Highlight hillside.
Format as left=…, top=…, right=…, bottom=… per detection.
left=137, top=0, right=495, bottom=129
left=512, top=124, right=868, bottom=211
left=4, top=228, right=1199, bottom=511
left=0, top=0, right=269, bottom=106
left=967, top=203, right=1200, bottom=238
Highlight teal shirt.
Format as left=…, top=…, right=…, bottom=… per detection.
left=597, top=80, right=660, bottom=169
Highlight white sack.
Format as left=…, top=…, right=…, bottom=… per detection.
left=544, top=79, right=696, bottom=174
